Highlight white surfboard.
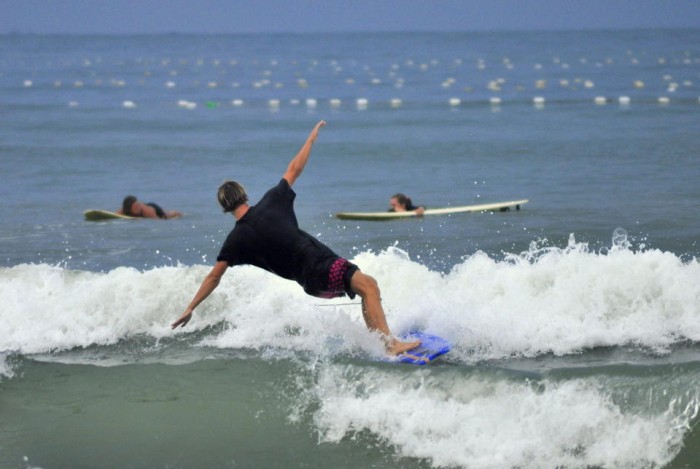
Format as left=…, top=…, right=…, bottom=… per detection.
left=335, top=199, right=528, bottom=221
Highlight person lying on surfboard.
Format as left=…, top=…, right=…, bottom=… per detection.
left=389, top=193, right=425, bottom=216
left=171, top=120, right=420, bottom=355
left=117, top=195, right=183, bottom=219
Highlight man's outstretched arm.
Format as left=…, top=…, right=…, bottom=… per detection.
left=171, top=261, right=229, bottom=329
left=283, top=120, right=326, bottom=187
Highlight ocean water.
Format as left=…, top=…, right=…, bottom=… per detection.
left=1, top=30, right=700, bottom=468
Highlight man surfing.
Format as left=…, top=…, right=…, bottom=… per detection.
left=171, top=120, right=420, bottom=355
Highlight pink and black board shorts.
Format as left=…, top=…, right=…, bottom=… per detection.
left=304, top=257, right=359, bottom=299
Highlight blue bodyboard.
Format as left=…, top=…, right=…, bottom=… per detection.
left=396, top=331, right=451, bottom=365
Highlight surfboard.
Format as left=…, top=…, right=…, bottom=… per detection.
left=395, top=331, right=451, bottom=365
left=84, top=209, right=136, bottom=221
left=335, top=199, right=529, bottom=221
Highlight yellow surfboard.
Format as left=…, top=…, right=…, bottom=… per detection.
left=83, top=209, right=136, bottom=221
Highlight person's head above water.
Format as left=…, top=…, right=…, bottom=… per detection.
left=389, top=193, right=412, bottom=211
left=121, top=195, right=139, bottom=216
left=217, top=181, right=248, bottom=213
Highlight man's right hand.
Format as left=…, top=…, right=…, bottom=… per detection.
left=171, top=309, right=193, bottom=329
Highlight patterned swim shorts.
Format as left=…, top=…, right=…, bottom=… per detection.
left=310, top=257, right=358, bottom=299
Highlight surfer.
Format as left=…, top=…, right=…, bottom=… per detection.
left=171, top=120, right=420, bottom=355
left=389, top=193, right=425, bottom=216
left=117, top=196, right=183, bottom=219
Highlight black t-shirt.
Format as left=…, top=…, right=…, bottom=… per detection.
left=216, top=179, right=339, bottom=290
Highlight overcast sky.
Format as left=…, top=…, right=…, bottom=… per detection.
left=2, top=0, right=699, bottom=34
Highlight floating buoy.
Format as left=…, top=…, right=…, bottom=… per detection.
left=177, top=100, right=196, bottom=110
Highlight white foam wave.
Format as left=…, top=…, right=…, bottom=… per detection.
left=0, top=351, right=15, bottom=381
left=1, top=238, right=699, bottom=362
left=307, top=364, right=699, bottom=468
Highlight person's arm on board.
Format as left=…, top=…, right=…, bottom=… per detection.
left=282, top=120, right=326, bottom=187
left=164, top=210, right=184, bottom=219
left=171, top=260, right=229, bottom=328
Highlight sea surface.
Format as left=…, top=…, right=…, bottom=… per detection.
left=1, top=30, right=700, bottom=468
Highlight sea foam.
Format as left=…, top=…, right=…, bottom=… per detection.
left=1, top=237, right=699, bottom=361
left=305, top=363, right=699, bottom=468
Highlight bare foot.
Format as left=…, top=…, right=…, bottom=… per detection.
left=386, top=338, right=421, bottom=355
